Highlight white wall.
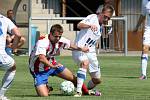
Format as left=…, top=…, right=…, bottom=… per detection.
left=0, top=0, right=16, bottom=15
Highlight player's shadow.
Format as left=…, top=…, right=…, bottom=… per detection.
left=13, top=94, right=38, bottom=97
left=14, top=94, right=73, bottom=97
left=51, top=94, right=74, bottom=96
left=121, top=76, right=139, bottom=79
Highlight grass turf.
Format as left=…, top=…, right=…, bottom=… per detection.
left=0, top=56, right=150, bottom=100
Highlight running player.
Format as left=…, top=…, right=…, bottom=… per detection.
left=72, top=5, right=114, bottom=97
left=0, top=13, right=22, bottom=100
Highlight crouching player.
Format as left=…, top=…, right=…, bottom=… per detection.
left=29, top=24, right=99, bottom=96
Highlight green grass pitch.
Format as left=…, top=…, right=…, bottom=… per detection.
left=0, top=56, right=150, bottom=100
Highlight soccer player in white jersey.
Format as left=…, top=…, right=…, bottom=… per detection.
left=0, top=14, right=22, bottom=100
left=72, top=5, right=114, bottom=97
left=133, top=0, right=150, bottom=80
left=29, top=24, right=91, bottom=96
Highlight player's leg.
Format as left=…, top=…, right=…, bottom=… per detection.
left=35, top=84, right=49, bottom=96
left=17, top=36, right=26, bottom=49
left=13, top=36, right=26, bottom=55
left=75, top=61, right=88, bottom=94
left=0, top=54, right=16, bottom=99
left=140, top=45, right=149, bottom=79
left=88, top=66, right=102, bottom=96
left=72, top=51, right=89, bottom=96
left=140, top=31, right=150, bottom=80
left=56, top=66, right=89, bottom=95
left=87, top=53, right=101, bottom=89
left=56, top=66, right=76, bottom=84
left=30, top=69, right=52, bottom=96
left=88, top=72, right=101, bottom=90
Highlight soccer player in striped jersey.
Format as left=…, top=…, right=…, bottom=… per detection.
left=72, top=5, right=114, bottom=97
left=29, top=24, right=90, bottom=96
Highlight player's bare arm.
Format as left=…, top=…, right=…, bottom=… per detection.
left=77, top=22, right=98, bottom=32
left=38, top=54, right=60, bottom=69
left=77, top=23, right=90, bottom=29
left=69, top=43, right=89, bottom=53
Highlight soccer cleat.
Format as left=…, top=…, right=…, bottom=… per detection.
left=88, top=90, right=102, bottom=96
left=74, top=92, right=82, bottom=97
left=47, top=85, right=53, bottom=92
left=139, top=75, right=147, bottom=80
left=0, top=96, right=10, bottom=100
left=46, top=84, right=53, bottom=95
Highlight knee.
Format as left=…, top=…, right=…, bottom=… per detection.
left=143, top=45, right=149, bottom=53
left=5, top=62, right=16, bottom=72
left=81, top=60, right=89, bottom=69
left=92, top=78, right=102, bottom=84
left=38, top=93, right=49, bottom=97
left=20, top=37, right=26, bottom=44
left=12, top=64, right=16, bottom=70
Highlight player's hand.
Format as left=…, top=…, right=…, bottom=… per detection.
left=81, top=47, right=89, bottom=53
left=51, top=63, right=63, bottom=69
left=56, top=63, right=63, bottom=67
left=90, top=25, right=98, bottom=32
left=51, top=65, right=60, bottom=69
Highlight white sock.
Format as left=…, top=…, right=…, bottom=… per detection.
left=76, top=68, right=87, bottom=93
left=87, top=80, right=96, bottom=90
left=0, top=70, right=16, bottom=96
left=141, top=54, right=148, bottom=76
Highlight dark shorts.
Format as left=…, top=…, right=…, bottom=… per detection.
left=30, top=66, right=65, bottom=86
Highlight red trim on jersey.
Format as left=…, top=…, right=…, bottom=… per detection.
left=50, top=44, right=55, bottom=54
left=51, top=57, right=57, bottom=65
left=34, top=58, right=40, bottom=73
left=38, top=36, right=45, bottom=40
left=56, top=42, right=63, bottom=53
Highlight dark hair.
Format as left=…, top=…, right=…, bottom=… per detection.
left=7, top=10, right=13, bottom=14
left=50, top=24, right=63, bottom=35
left=102, top=4, right=114, bottom=14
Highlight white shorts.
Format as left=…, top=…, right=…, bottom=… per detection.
left=0, top=53, right=15, bottom=70
left=143, top=27, right=150, bottom=46
left=72, top=51, right=101, bottom=78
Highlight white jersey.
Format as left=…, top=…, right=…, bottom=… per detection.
left=142, top=0, right=150, bottom=27
left=75, top=14, right=102, bottom=52
left=0, top=14, right=16, bottom=53
left=29, top=35, right=71, bottom=73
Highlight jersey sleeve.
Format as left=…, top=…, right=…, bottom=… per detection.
left=60, top=37, right=71, bottom=49
left=7, top=18, right=16, bottom=34
left=80, top=14, right=95, bottom=26
left=35, top=39, right=48, bottom=56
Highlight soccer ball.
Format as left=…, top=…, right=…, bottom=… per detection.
left=60, top=81, right=75, bottom=96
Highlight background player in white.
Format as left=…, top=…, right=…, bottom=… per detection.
left=72, top=5, right=114, bottom=97
left=29, top=24, right=91, bottom=96
left=0, top=14, right=22, bottom=100
left=6, top=10, right=26, bottom=56
left=133, top=0, right=150, bottom=80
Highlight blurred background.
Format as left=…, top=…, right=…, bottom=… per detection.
left=0, top=0, right=144, bottom=55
